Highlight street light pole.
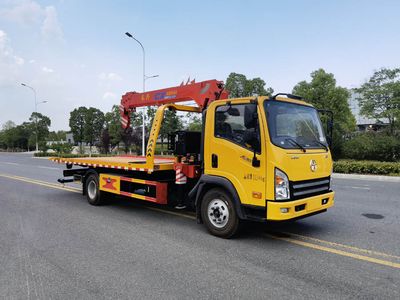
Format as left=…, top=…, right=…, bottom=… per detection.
left=125, top=32, right=146, bottom=156
left=21, top=83, right=39, bottom=152
left=125, top=32, right=159, bottom=156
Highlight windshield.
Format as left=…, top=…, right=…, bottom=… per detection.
left=264, top=100, right=327, bottom=150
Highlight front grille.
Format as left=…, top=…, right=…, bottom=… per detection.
left=290, top=176, right=330, bottom=200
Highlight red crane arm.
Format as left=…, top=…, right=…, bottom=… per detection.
left=119, top=79, right=228, bottom=128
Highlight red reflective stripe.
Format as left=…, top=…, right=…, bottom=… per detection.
left=120, top=191, right=158, bottom=203
left=144, top=196, right=156, bottom=202
left=144, top=180, right=157, bottom=186
left=120, top=176, right=133, bottom=182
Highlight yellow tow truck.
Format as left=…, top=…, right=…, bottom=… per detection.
left=52, top=79, right=334, bottom=238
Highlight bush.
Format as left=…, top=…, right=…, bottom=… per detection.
left=50, top=142, right=73, bottom=154
left=342, top=132, right=400, bottom=162
left=334, top=160, right=400, bottom=175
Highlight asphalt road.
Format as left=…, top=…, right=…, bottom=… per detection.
left=0, top=152, right=399, bottom=299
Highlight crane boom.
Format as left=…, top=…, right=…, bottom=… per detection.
left=119, top=79, right=228, bottom=128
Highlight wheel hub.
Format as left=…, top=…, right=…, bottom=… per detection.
left=213, top=208, right=221, bottom=218
left=207, top=199, right=229, bottom=228
left=87, top=180, right=97, bottom=199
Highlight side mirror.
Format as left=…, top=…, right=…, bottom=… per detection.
left=227, top=107, right=240, bottom=116
left=244, top=104, right=258, bottom=129
left=326, top=135, right=332, bottom=148
left=217, top=104, right=240, bottom=116
left=243, top=130, right=261, bottom=167
left=318, top=109, right=333, bottom=148
left=243, top=130, right=260, bottom=152
left=252, top=156, right=260, bottom=167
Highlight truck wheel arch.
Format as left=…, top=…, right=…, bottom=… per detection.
left=189, top=175, right=245, bottom=223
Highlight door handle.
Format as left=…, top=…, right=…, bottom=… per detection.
left=211, top=154, right=218, bottom=168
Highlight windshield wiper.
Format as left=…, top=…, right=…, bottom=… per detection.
left=313, top=139, right=328, bottom=151
left=286, top=138, right=306, bottom=153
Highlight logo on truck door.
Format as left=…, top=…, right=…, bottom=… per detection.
left=310, top=160, right=317, bottom=172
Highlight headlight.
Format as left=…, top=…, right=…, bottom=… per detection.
left=275, top=168, right=290, bottom=200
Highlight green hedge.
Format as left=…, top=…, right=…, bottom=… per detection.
left=334, top=160, right=400, bottom=176
left=342, top=132, right=400, bottom=162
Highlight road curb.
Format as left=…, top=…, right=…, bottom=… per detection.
left=332, top=173, right=400, bottom=182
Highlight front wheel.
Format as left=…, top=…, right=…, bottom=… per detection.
left=85, top=173, right=104, bottom=206
left=201, top=188, right=240, bottom=238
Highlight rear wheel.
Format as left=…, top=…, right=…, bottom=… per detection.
left=85, top=173, right=104, bottom=206
left=201, top=188, right=240, bottom=238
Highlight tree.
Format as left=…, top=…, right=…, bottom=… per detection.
left=0, top=131, right=4, bottom=149
left=2, top=120, right=16, bottom=131
left=105, top=105, right=123, bottom=151
left=0, top=115, right=50, bottom=152
left=69, top=107, right=88, bottom=152
left=118, top=126, right=141, bottom=154
left=143, top=106, right=158, bottom=150
left=48, top=130, right=68, bottom=142
left=0, top=121, right=31, bottom=151
left=225, top=72, right=273, bottom=98
left=104, top=105, right=143, bottom=154
left=9, top=123, right=31, bottom=151
left=292, top=69, right=356, bottom=158
left=225, top=73, right=247, bottom=97
left=145, top=106, right=157, bottom=132
left=84, top=107, right=105, bottom=154
left=99, top=128, right=110, bottom=154
left=159, top=110, right=183, bottom=153
left=248, top=77, right=274, bottom=97
left=0, top=121, right=16, bottom=150
left=29, top=112, right=51, bottom=151
left=187, top=113, right=202, bottom=131
left=144, top=106, right=183, bottom=154
left=130, top=110, right=144, bottom=154
left=355, top=68, right=400, bottom=134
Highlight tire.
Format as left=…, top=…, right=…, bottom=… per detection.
left=201, top=188, right=240, bottom=238
left=85, top=173, right=104, bottom=206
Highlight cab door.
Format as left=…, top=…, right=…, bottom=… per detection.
left=204, top=101, right=266, bottom=207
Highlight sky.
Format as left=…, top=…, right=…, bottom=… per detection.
left=1, top=0, right=400, bottom=131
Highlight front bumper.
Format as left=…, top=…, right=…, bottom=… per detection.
left=266, top=191, right=334, bottom=221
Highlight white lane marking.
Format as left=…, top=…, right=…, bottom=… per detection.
left=4, top=162, right=19, bottom=165
left=344, top=185, right=370, bottom=190
left=351, top=186, right=370, bottom=190
left=338, top=185, right=370, bottom=190
left=37, top=166, right=59, bottom=170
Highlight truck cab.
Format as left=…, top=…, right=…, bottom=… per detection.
left=194, top=95, right=334, bottom=237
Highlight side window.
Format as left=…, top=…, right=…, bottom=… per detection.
left=214, top=104, right=260, bottom=152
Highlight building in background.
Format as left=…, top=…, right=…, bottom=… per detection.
left=66, top=133, right=74, bottom=144
left=349, top=92, right=389, bottom=131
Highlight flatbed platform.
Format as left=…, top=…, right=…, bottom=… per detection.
left=50, top=155, right=175, bottom=172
